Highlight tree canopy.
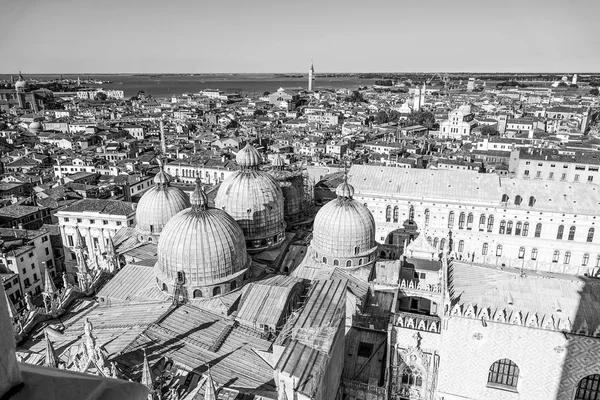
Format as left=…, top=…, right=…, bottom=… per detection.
left=480, top=124, right=500, bottom=136
left=344, top=91, right=367, bottom=103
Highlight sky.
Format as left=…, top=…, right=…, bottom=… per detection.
left=1, top=0, right=599, bottom=73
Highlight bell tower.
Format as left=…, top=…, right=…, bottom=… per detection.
left=308, top=61, right=314, bottom=92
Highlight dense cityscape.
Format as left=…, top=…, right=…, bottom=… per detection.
left=1, top=63, right=600, bottom=400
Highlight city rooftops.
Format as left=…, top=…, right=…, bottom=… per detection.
left=57, top=198, right=135, bottom=216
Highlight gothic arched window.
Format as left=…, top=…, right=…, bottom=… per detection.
left=479, top=214, right=486, bottom=231
left=458, top=212, right=466, bottom=229
left=522, top=222, right=529, bottom=236
left=564, top=251, right=571, bottom=264
left=487, top=215, right=494, bottom=232
left=386, top=206, right=392, bottom=222
left=213, top=286, right=221, bottom=296
left=458, top=240, right=464, bottom=253
left=588, top=228, right=595, bottom=243
left=506, top=221, right=513, bottom=235
left=408, top=206, right=415, bottom=223
left=487, top=359, right=519, bottom=390
left=518, top=247, right=525, bottom=259
left=333, top=259, right=339, bottom=266
left=575, top=374, right=600, bottom=400
left=515, top=222, right=522, bottom=236
left=528, top=196, right=536, bottom=207
left=393, top=206, right=399, bottom=223
left=557, top=225, right=564, bottom=240
left=346, top=260, right=352, bottom=267
left=583, top=253, right=590, bottom=266
left=448, top=211, right=455, bottom=228
left=466, top=213, right=474, bottom=230
left=499, top=220, right=506, bottom=234
left=514, top=195, right=522, bottom=206
left=568, top=226, right=576, bottom=241
left=535, top=223, right=542, bottom=238
left=496, top=245, right=503, bottom=257
left=433, top=237, right=439, bottom=249
left=440, top=238, right=446, bottom=251
left=531, top=248, right=538, bottom=260
left=482, top=242, right=488, bottom=255
left=553, top=250, right=560, bottom=262
left=401, top=367, right=423, bottom=388
left=424, top=209, right=430, bottom=226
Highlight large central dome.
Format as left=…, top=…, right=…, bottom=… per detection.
left=135, top=163, right=190, bottom=242
left=155, top=182, right=250, bottom=299
left=215, top=143, right=286, bottom=252
left=311, top=179, right=378, bottom=268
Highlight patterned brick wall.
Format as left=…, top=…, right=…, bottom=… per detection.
left=436, top=317, right=600, bottom=400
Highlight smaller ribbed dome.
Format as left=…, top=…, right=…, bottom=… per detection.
left=135, top=165, right=190, bottom=237
left=272, top=154, right=285, bottom=169
left=335, top=181, right=354, bottom=198
left=28, top=121, right=43, bottom=133
left=236, top=143, right=261, bottom=169
left=190, top=180, right=208, bottom=210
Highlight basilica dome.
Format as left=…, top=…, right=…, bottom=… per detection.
left=28, top=121, right=43, bottom=133
left=268, top=155, right=309, bottom=225
left=155, top=182, right=250, bottom=298
left=215, top=143, right=286, bottom=252
left=135, top=164, right=190, bottom=242
left=311, top=179, right=377, bottom=268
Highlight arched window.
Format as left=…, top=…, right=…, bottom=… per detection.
left=193, top=289, right=203, bottom=298
left=535, top=223, right=542, bottom=238
left=487, top=359, right=519, bottom=390
left=346, top=260, right=352, bottom=267
left=479, top=214, right=486, bottom=231
left=553, top=250, right=560, bottom=262
left=568, top=226, right=576, bottom=241
left=458, top=212, right=466, bottom=229
left=231, top=281, right=237, bottom=290
left=440, top=238, right=446, bottom=251
left=564, top=251, right=571, bottom=264
left=427, top=236, right=432, bottom=244
left=487, top=215, right=494, bottom=232
left=583, top=253, right=590, bottom=266
left=213, top=286, right=221, bottom=296
left=514, top=195, right=522, bottom=206
left=506, top=221, right=513, bottom=235
left=588, top=228, right=595, bottom=243
left=466, top=213, right=474, bottom=230
left=518, top=247, right=525, bottom=259
left=522, top=222, right=529, bottom=236
left=401, top=367, right=423, bottom=388
left=322, top=256, right=327, bottom=264
left=386, top=206, right=392, bottom=222
left=409, top=206, right=415, bottom=222
left=458, top=240, right=464, bottom=252
left=354, top=246, right=360, bottom=255
left=575, top=374, right=600, bottom=400
left=433, top=237, right=439, bottom=249
left=557, top=225, right=564, bottom=240
left=333, top=259, right=339, bottom=266
left=162, top=283, right=168, bottom=293
left=499, top=220, right=506, bottom=234
left=393, top=206, right=399, bottom=223
left=528, top=196, right=536, bottom=207
left=358, top=258, right=363, bottom=265
left=515, top=222, right=522, bottom=236
left=482, top=242, right=488, bottom=255
left=424, top=209, right=430, bottom=226
left=531, top=248, right=538, bottom=260
left=496, top=245, right=503, bottom=257
left=448, top=212, right=455, bottom=228
left=501, top=194, right=509, bottom=203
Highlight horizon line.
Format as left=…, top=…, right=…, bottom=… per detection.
left=1, top=71, right=600, bottom=76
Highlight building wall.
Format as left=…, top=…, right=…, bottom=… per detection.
left=509, top=152, right=600, bottom=184
left=56, top=210, right=135, bottom=280
left=355, top=194, right=600, bottom=276
left=437, top=317, right=600, bottom=400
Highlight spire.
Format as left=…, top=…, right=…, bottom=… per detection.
left=74, top=225, right=87, bottom=252
left=44, top=329, right=59, bottom=368
left=335, top=160, right=354, bottom=199
left=4, top=288, right=17, bottom=320
left=190, top=179, right=208, bottom=211
left=141, top=349, right=153, bottom=391
left=204, top=366, right=218, bottom=400
left=43, top=270, right=58, bottom=296
left=153, top=158, right=170, bottom=187
left=160, top=118, right=166, bottom=155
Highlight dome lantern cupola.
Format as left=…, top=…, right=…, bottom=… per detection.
left=236, top=142, right=261, bottom=171
left=135, top=159, right=190, bottom=242
left=190, top=179, right=208, bottom=211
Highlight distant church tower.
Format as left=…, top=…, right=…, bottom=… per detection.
left=308, top=61, right=315, bottom=92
